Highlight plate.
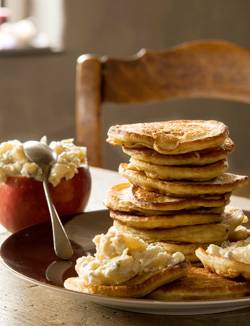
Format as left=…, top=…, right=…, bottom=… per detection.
left=1, top=210, right=250, bottom=315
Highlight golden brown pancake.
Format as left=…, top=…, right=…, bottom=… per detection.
left=119, top=164, right=248, bottom=196
left=157, top=234, right=248, bottom=262
left=128, top=158, right=228, bottom=181
left=122, top=137, right=234, bottom=166
left=110, top=210, right=223, bottom=229
left=64, top=262, right=188, bottom=298
left=104, top=183, right=230, bottom=214
left=147, top=267, right=250, bottom=300
left=157, top=236, right=248, bottom=262
left=196, top=247, right=250, bottom=280
left=113, top=220, right=228, bottom=244
left=228, top=226, right=250, bottom=242
left=107, top=120, right=228, bottom=154
left=154, top=242, right=213, bottom=262
left=113, top=206, right=246, bottom=244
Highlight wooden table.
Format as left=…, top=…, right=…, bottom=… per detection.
left=1, top=167, right=250, bottom=326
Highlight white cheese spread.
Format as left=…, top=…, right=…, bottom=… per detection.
left=206, top=237, right=250, bottom=265
left=75, top=226, right=185, bottom=286
left=0, top=138, right=87, bottom=186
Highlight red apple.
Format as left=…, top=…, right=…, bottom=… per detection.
left=0, top=166, right=91, bottom=232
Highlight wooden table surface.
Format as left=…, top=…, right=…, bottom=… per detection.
left=1, top=167, right=250, bottom=326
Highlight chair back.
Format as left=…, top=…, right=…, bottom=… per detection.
left=76, top=40, right=250, bottom=166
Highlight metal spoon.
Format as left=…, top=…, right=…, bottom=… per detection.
left=23, top=140, right=73, bottom=260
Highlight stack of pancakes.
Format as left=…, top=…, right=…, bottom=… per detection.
left=106, top=120, right=248, bottom=263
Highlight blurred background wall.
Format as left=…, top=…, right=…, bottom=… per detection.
left=0, top=0, right=250, bottom=173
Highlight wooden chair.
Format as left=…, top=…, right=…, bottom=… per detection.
left=75, top=40, right=250, bottom=167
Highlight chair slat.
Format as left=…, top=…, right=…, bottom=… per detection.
left=102, top=40, right=250, bottom=104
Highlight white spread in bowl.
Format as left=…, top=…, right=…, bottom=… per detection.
left=0, top=138, right=87, bottom=186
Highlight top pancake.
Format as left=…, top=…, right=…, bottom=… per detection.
left=107, top=120, right=228, bottom=154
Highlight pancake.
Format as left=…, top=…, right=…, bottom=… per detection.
left=147, top=267, right=250, bottom=300
left=229, top=226, right=250, bottom=242
left=154, top=242, right=213, bottom=262
left=110, top=210, right=223, bottom=229
left=132, top=185, right=230, bottom=203
left=113, top=206, right=246, bottom=244
left=113, top=221, right=228, bottom=244
left=196, top=247, right=250, bottom=280
left=107, top=120, right=228, bottom=154
left=122, top=137, right=234, bottom=166
left=128, top=158, right=228, bottom=181
left=119, top=164, right=248, bottom=196
left=156, top=237, right=250, bottom=262
left=104, top=183, right=230, bottom=214
left=64, top=262, right=188, bottom=298
left=157, top=242, right=212, bottom=256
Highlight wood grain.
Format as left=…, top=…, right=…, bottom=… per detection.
left=76, top=40, right=250, bottom=166
left=102, top=41, right=250, bottom=103
left=75, top=55, right=102, bottom=167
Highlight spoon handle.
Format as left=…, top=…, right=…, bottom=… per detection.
left=43, top=175, right=74, bottom=260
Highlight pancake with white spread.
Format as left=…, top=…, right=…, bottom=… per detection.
left=196, top=236, right=250, bottom=280
left=150, top=242, right=213, bottom=263
left=64, top=226, right=187, bottom=297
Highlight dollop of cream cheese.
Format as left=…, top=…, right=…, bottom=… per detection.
left=206, top=237, right=250, bottom=265
left=75, top=226, right=185, bottom=286
left=0, top=138, right=86, bottom=186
